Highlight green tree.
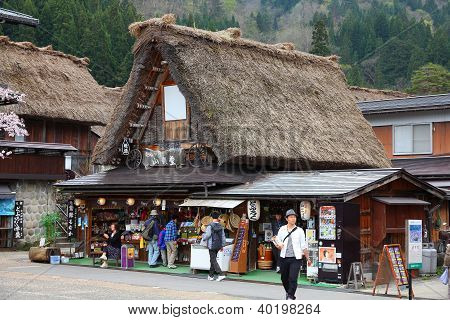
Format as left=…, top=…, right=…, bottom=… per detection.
left=310, top=19, right=331, bottom=56
left=408, top=63, right=450, bottom=94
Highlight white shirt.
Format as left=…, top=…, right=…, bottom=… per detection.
left=276, top=225, right=307, bottom=259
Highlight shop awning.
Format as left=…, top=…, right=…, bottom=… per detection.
left=372, top=197, right=430, bottom=205
left=179, top=199, right=244, bottom=209
left=0, top=184, right=15, bottom=199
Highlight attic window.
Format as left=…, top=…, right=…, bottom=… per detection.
left=163, top=85, right=186, bottom=121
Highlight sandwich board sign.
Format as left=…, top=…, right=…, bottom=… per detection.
left=405, top=220, right=422, bottom=269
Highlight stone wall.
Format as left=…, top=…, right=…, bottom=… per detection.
left=11, top=180, right=57, bottom=244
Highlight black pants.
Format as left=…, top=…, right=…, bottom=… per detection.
left=272, top=246, right=280, bottom=269
left=209, top=249, right=223, bottom=277
left=280, top=257, right=301, bottom=299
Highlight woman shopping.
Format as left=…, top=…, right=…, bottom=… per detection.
left=99, top=223, right=122, bottom=268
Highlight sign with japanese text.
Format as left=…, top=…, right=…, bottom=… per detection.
left=142, top=148, right=184, bottom=169
left=13, top=201, right=24, bottom=239
left=67, top=200, right=77, bottom=239
left=406, top=219, right=422, bottom=269
left=247, top=200, right=260, bottom=221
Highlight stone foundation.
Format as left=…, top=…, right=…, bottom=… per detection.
left=11, top=180, right=57, bottom=244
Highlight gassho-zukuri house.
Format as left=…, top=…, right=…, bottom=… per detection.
left=55, top=15, right=445, bottom=283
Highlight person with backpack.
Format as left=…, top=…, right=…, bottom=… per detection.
left=202, top=211, right=226, bottom=281
left=143, top=210, right=161, bottom=268
left=273, top=209, right=311, bottom=300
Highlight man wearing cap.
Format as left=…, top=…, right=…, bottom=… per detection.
left=273, top=209, right=311, bottom=300
left=144, top=209, right=161, bottom=268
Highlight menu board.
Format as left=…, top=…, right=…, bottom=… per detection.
left=373, top=244, right=410, bottom=298
left=319, top=206, right=336, bottom=240
left=229, top=220, right=249, bottom=274
left=13, top=201, right=24, bottom=239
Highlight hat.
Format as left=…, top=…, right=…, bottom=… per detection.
left=150, top=209, right=158, bottom=216
left=285, top=209, right=297, bottom=218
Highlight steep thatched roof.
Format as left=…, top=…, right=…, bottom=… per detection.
left=93, top=15, right=390, bottom=169
left=0, top=36, right=116, bottom=125
left=350, top=86, right=410, bottom=102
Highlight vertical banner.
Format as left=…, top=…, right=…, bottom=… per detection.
left=406, top=219, right=422, bottom=269
left=13, top=201, right=24, bottom=239
left=67, top=200, right=76, bottom=239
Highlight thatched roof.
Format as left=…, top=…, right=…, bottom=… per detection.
left=350, top=86, right=410, bottom=102
left=0, top=36, right=116, bottom=125
left=93, top=15, right=390, bottom=169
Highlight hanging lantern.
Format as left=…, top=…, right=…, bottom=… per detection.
left=126, top=198, right=135, bottom=206
left=300, top=201, right=311, bottom=220
left=97, top=197, right=106, bottom=206
left=153, top=198, right=162, bottom=206
left=247, top=200, right=260, bottom=221
left=74, top=198, right=82, bottom=207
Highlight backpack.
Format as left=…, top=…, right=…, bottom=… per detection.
left=142, top=220, right=155, bottom=241
left=210, top=224, right=223, bottom=250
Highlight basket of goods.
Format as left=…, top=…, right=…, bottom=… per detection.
left=229, top=213, right=241, bottom=229
left=201, top=216, right=213, bottom=225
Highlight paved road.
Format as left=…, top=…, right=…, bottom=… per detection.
left=0, top=251, right=391, bottom=300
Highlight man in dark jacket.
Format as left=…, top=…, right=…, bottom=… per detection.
left=144, top=210, right=161, bottom=267
left=202, top=211, right=226, bottom=281
left=271, top=212, right=286, bottom=272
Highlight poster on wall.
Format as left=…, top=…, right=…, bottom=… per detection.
left=306, top=229, right=316, bottom=243
left=319, top=206, right=336, bottom=240
left=67, top=200, right=77, bottom=239
left=319, top=247, right=336, bottom=263
left=13, top=201, right=24, bottom=239
left=0, top=198, right=15, bottom=216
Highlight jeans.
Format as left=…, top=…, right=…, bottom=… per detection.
left=280, top=257, right=301, bottom=299
left=209, top=249, right=223, bottom=277
left=160, top=249, right=167, bottom=266
left=147, top=240, right=160, bottom=266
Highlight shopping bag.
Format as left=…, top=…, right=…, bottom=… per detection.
left=439, top=267, right=448, bottom=285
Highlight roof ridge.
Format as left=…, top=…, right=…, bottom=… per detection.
left=358, top=92, right=450, bottom=104
left=0, top=35, right=90, bottom=67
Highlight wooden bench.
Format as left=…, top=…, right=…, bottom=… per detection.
left=91, top=251, right=120, bottom=267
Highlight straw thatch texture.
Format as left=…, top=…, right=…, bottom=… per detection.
left=350, top=86, right=410, bottom=102
left=93, top=16, right=391, bottom=169
left=0, top=36, right=117, bottom=125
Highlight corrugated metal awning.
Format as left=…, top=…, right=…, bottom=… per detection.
left=0, top=184, right=15, bottom=199
left=373, top=197, right=430, bottom=205
left=179, top=199, right=244, bottom=209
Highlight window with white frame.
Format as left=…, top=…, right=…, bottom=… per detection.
left=393, top=124, right=432, bottom=155
left=163, top=85, right=187, bottom=121
left=65, top=156, right=72, bottom=170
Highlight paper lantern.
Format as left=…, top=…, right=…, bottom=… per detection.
left=97, top=197, right=106, bottom=206
left=153, top=198, right=162, bottom=206
left=300, top=201, right=311, bottom=220
left=74, top=198, right=82, bottom=207
left=247, top=200, right=260, bottom=221
left=126, top=198, right=135, bottom=206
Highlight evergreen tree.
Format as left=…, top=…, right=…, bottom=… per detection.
left=408, top=63, right=450, bottom=94
left=310, top=19, right=331, bottom=56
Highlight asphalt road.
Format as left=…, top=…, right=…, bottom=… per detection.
left=0, top=251, right=391, bottom=300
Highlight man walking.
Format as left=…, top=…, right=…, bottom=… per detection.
left=164, top=214, right=178, bottom=269
left=202, top=211, right=226, bottom=281
left=273, top=209, right=311, bottom=300
left=271, top=212, right=286, bottom=273
left=143, top=210, right=161, bottom=268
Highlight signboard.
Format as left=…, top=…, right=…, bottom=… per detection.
left=67, top=200, right=77, bottom=239
left=142, top=148, right=184, bottom=169
left=372, top=244, right=410, bottom=298
left=229, top=220, right=249, bottom=274
left=406, top=219, right=423, bottom=269
left=13, top=201, right=23, bottom=239
left=307, top=240, right=319, bottom=278
left=247, top=200, right=260, bottom=221
left=319, top=206, right=336, bottom=240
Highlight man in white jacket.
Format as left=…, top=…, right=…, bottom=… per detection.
left=273, top=209, right=311, bottom=300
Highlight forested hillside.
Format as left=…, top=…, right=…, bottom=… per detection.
left=1, top=0, right=448, bottom=93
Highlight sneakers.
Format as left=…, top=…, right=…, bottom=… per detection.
left=216, top=275, right=226, bottom=282
left=167, top=265, right=177, bottom=269
left=276, top=266, right=280, bottom=273
left=207, top=276, right=215, bottom=281
left=100, top=261, right=108, bottom=268
left=99, top=253, right=107, bottom=261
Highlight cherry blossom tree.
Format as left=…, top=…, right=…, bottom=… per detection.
left=0, top=88, right=28, bottom=159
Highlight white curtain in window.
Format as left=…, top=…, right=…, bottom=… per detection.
left=413, top=124, right=431, bottom=153
left=394, top=125, right=413, bottom=154
left=164, top=85, right=187, bottom=121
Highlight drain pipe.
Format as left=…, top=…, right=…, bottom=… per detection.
left=426, top=200, right=443, bottom=243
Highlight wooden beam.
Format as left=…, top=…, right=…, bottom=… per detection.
left=129, top=123, right=144, bottom=128
left=152, top=67, right=164, bottom=73
left=137, top=103, right=151, bottom=110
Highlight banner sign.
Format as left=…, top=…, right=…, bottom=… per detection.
left=406, top=219, right=422, bottom=269
left=67, top=200, right=77, bottom=239
left=13, top=201, right=24, bottom=239
left=247, top=200, right=260, bottom=221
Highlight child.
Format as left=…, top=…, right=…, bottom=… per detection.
left=158, top=227, right=167, bottom=267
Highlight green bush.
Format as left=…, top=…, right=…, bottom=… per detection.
left=40, top=212, right=62, bottom=244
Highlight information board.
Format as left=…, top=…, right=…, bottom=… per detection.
left=229, top=219, right=249, bottom=274
left=406, top=220, right=422, bottom=269
left=13, top=201, right=24, bottom=239
left=373, top=244, right=411, bottom=298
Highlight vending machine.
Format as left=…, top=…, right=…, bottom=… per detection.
left=317, top=202, right=360, bottom=283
